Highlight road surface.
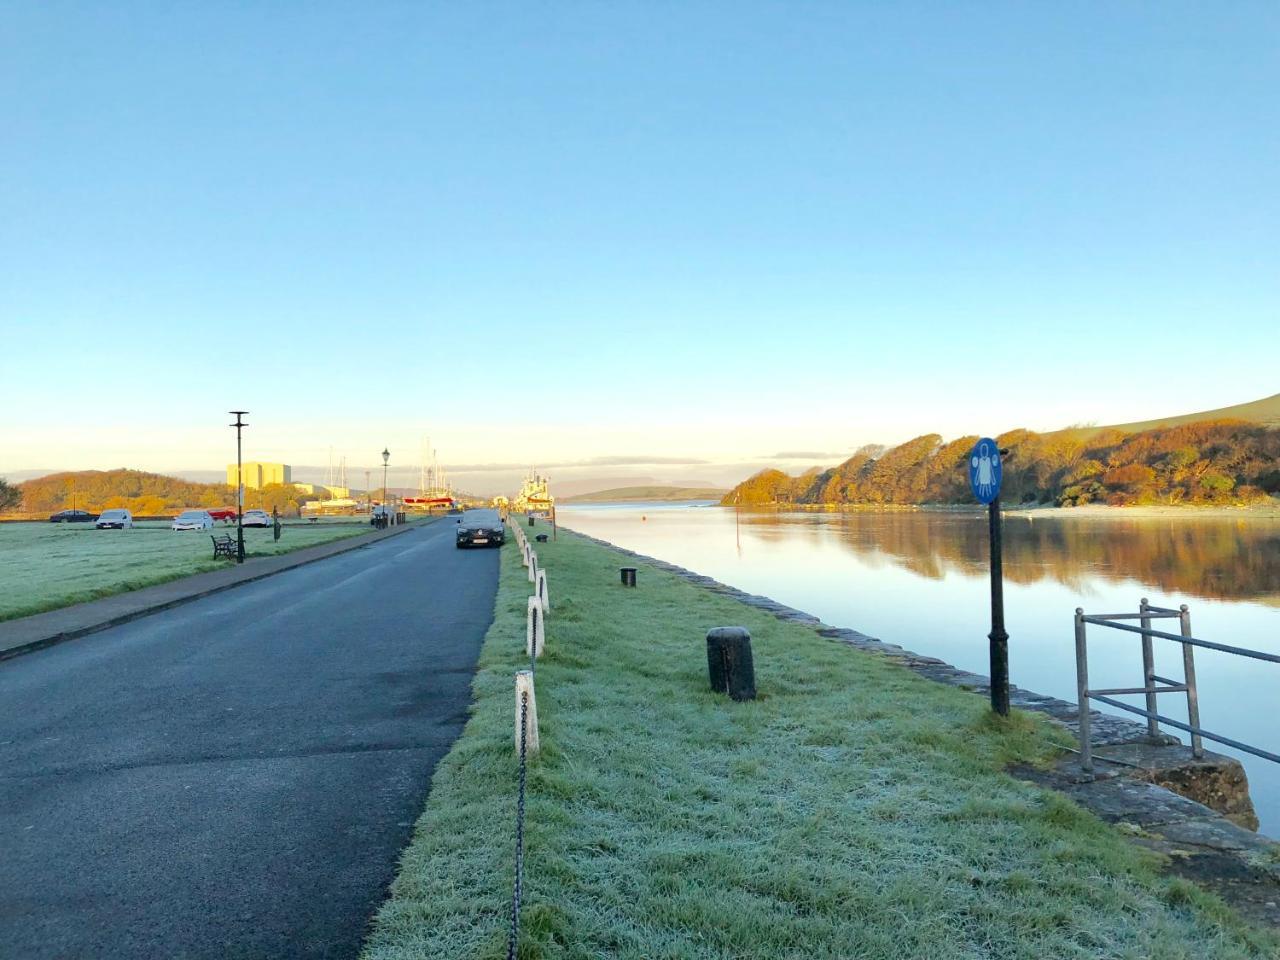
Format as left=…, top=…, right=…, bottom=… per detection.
left=0, top=520, right=498, bottom=959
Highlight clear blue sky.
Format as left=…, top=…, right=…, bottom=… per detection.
left=3, top=3, right=1277, bottom=488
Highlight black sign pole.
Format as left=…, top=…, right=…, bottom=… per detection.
left=988, top=491, right=1009, bottom=716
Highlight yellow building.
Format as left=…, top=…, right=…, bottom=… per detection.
left=227, top=462, right=292, bottom=490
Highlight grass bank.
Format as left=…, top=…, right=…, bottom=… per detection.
left=0, top=518, right=410, bottom=621
left=364, top=524, right=1276, bottom=959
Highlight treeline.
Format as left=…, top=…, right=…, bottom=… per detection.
left=724, top=420, right=1280, bottom=508
left=11, top=469, right=323, bottom=517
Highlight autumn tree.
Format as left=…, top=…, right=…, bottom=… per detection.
left=0, top=478, right=22, bottom=513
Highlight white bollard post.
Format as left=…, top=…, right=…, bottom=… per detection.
left=536, top=569, right=550, bottom=613
left=521, top=541, right=530, bottom=567
left=515, top=670, right=539, bottom=755
left=528, top=553, right=538, bottom=584
left=526, top=596, right=544, bottom=658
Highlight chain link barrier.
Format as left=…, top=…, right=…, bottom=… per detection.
left=507, top=689, right=530, bottom=960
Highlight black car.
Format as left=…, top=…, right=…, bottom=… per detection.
left=456, top=508, right=505, bottom=549
left=49, top=509, right=98, bottom=523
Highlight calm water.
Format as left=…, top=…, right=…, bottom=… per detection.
left=559, top=503, right=1280, bottom=835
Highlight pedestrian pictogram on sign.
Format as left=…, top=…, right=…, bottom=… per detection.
left=969, top=438, right=1002, bottom=505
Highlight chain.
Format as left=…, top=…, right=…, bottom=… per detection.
left=507, top=690, right=529, bottom=960
left=530, top=607, right=538, bottom=678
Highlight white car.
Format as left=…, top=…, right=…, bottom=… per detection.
left=171, top=510, right=215, bottom=531
left=95, top=509, right=134, bottom=529
left=242, top=509, right=272, bottom=528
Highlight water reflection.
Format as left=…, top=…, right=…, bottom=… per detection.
left=736, top=510, right=1280, bottom=604
left=560, top=503, right=1280, bottom=834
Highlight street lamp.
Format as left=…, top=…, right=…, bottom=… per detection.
left=382, top=447, right=390, bottom=525
left=230, top=411, right=249, bottom=563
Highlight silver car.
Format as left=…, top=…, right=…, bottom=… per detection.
left=171, top=510, right=214, bottom=531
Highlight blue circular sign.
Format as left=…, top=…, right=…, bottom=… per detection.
left=969, top=438, right=1002, bottom=504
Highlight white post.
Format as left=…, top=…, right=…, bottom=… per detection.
left=536, top=569, right=550, bottom=613
left=521, top=541, right=530, bottom=567
left=515, top=670, right=539, bottom=755
left=528, top=552, right=538, bottom=584
left=526, top=596, right=544, bottom=657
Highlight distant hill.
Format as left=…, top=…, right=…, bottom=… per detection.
left=9, top=469, right=322, bottom=517
left=722, top=400, right=1280, bottom=509
left=564, top=485, right=728, bottom=503
left=1066, top=392, right=1280, bottom=438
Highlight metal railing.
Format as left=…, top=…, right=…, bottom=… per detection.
left=1074, top=598, right=1280, bottom=775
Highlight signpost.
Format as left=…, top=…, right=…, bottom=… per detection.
left=969, top=438, right=1008, bottom=716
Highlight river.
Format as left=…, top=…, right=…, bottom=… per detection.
left=558, top=502, right=1280, bottom=835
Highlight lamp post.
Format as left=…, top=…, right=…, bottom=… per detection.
left=381, top=447, right=390, bottom=525
left=230, top=411, right=249, bottom=563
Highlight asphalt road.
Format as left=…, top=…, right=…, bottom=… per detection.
left=0, top=520, right=499, bottom=960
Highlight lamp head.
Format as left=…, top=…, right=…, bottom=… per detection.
left=382, top=448, right=390, bottom=465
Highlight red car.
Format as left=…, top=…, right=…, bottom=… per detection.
left=207, top=507, right=238, bottom=522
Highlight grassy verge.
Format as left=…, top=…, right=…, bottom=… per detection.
left=364, top=524, right=1277, bottom=959
left=0, top=518, right=422, bottom=622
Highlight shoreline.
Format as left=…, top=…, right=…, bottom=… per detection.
left=686, top=501, right=1280, bottom=520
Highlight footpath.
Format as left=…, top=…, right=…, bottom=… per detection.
left=363, top=520, right=1279, bottom=960
left=0, top=520, right=421, bottom=661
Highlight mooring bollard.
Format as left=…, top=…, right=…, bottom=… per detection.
left=515, top=670, right=539, bottom=755
left=527, top=596, right=544, bottom=657
left=620, top=567, right=637, bottom=588
left=706, top=626, right=756, bottom=701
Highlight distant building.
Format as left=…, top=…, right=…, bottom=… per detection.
left=292, top=482, right=349, bottom=499
left=227, top=462, right=292, bottom=490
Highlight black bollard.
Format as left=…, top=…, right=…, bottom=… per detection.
left=706, top=627, right=756, bottom=701
left=620, top=567, right=637, bottom=587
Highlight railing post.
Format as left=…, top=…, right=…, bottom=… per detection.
left=526, top=596, right=544, bottom=658
left=1074, top=608, right=1093, bottom=776
left=1180, top=604, right=1204, bottom=758
left=1139, top=597, right=1160, bottom=740
left=515, top=671, right=539, bottom=755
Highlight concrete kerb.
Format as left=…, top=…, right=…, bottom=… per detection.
left=0, top=520, right=424, bottom=663
left=560, top=524, right=1280, bottom=929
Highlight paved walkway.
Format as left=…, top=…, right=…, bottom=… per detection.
left=0, top=521, right=421, bottom=660
left=0, top=519, right=499, bottom=959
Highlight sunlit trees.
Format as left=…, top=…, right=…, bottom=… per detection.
left=0, top=478, right=21, bottom=513
left=723, top=420, right=1280, bottom=509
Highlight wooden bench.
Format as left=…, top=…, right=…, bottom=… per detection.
left=211, top=534, right=238, bottom=560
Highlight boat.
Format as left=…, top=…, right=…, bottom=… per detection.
left=514, top=470, right=554, bottom=517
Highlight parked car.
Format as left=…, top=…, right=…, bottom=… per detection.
left=171, top=510, right=214, bottom=531
left=49, top=509, right=98, bottom=523
left=207, top=507, right=237, bottom=523
left=456, top=508, right=505, bottom=549
left=242, top=509, right=272, bottom=528
left=95, top=509, right=133, bottom=529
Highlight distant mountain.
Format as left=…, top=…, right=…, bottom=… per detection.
left=563, top=485, right=728, bottom=503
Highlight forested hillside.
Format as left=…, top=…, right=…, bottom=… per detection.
left=11, top=470, right=320, bottom=516
left=724, top=421, right=1280, bottom=508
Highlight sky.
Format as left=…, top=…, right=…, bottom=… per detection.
left=2, top=3, right=1277, bottom=494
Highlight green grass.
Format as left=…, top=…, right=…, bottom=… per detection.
left=363, top=525, right=1277, bottom=959
left=0, top=518, right=403, bottom=621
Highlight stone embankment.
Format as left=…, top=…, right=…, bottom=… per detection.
left=568, top=529, right=1280, bottom=928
